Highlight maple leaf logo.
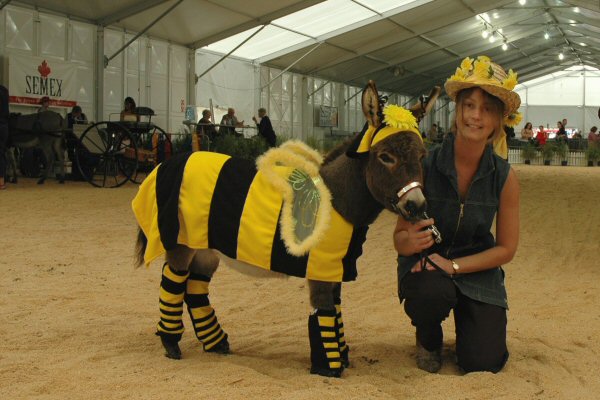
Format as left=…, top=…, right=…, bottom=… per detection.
left=38, top=60, right=51, bottom=78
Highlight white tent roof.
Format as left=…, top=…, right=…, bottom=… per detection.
left=10, top=0, right=600, bottom=96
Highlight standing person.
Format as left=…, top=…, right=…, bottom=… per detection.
left=588, top=126, right=599, bottom=146
left=520, top=122, right=534, bottom=140
left=0, top=85, right=9, bottom=190
left=252, top=107, right=276, bottom=147
left=427, top=123, right=438, bottom=142
left=536, top=125, right=548, bottom=146
left=556, top=121, right=567, bottom=142
left=394, top=55, right=520, bottom=374
left=120, top=97, right=139, bottom=122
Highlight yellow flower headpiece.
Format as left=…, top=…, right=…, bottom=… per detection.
left=355, top=104, right=422, bottom=153
left=445, top=55, right=521, bottom=117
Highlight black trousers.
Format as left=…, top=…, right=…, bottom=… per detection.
left=0, top=123, right=8, bottom=179
left=400, top=270, right=508, bottom=373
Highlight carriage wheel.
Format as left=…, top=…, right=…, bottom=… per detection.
left=74, top=121, right=137, bottom=188
left=129, top=125, right=172, bottom=184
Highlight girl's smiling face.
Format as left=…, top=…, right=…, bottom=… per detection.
left=456, top=88, right=503, bottom=143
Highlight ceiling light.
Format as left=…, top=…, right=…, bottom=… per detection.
left=481, top=13, right=491, bottom=23
left=519, top=0, right=526, bottom=5
left=489, top=32, right=496, bottom=43
left=544, top=32, right=550, bottom=40
left=569, top=20, right=576, bottom=23
left=579, top=42, right=587, bottom=47
left=573, top=7, right=580, bottom=13
left=482, top=29, right=489, bottom=39
left=502, top=41, right=508, bottom=51
left=498, top=28, right=503, bottom=33
left=558, top=52, right=564, bottom=60
left=493, top=13, right=499, bottom=19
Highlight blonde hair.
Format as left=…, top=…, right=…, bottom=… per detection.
left=450, top=87, right=504, bottom=143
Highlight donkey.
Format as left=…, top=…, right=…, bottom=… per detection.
left=7, top=110, right=67, bottom=184
left=132, top=81, right=440, bottom=377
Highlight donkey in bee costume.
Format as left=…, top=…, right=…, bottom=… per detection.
left=132, top=81, right=440, bottom=377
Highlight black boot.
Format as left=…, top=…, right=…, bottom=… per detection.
left=308, top=309, right=343, bottom=377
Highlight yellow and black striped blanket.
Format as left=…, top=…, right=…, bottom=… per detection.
left=132, top=151, right=368, bottom=282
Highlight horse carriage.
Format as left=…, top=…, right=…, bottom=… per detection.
left=8, top=107, right=171, bottom=188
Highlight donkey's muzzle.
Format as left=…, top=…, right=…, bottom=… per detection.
left=395, top=182, right=427, bottom=221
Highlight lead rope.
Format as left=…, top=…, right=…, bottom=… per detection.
left=418, top=251, right=451, bottom=277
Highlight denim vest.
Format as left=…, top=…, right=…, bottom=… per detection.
left=398, top=134, right=510, bottom=309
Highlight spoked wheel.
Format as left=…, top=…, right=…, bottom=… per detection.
left=129, top=125, right=172, bottom=184
left=74, top=121, right=138, bottom=188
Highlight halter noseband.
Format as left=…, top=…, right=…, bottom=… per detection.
left=397, top=181, right=422, bottom=200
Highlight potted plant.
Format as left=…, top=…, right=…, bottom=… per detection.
left=586, top=145, right=600, bottom=167
left=555, top=142, right=569, bottom=166
left=521, top=142, right=537, bottom=165
left=541, top=143, right=555, bottom=165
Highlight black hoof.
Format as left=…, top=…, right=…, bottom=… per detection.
left=58, top=176, right=65, bottom=184
left=160, top=336, right=182, bottom=360
left=310, top=366, right=342, bottom=378
left=205, top=336, right=230, bottom=354
left=37, top=178, right=46, bottom=185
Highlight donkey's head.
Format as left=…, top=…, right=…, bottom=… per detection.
left=353, top=81, right=441, bottom=221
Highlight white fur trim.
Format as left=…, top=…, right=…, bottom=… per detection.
left=256, top=141, right=332, bottom=256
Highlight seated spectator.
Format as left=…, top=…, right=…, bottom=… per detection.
left=196, top=109, right=218, bottom=145
left=252, top=107, right=276, bottom=147
left=38, top=96, right=50, bottom=113
left=520, top=122, right=534, bottom=140
left=120, top=97, right=139, bottom=122
left=219, top=107, right=244, bottom=136
left=536, top=125, right=548, bottom=146
left=67, top=105, right=87, bottom=129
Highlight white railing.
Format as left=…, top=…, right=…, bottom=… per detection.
left=508, top=148, right=593, bottom=166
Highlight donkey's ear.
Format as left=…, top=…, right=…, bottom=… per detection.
left=408, top=86, right=442, bottom=123
left=362, top=80, right=381, bottom=128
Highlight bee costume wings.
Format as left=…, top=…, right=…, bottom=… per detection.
left=132, top=141, right=368, bottom=282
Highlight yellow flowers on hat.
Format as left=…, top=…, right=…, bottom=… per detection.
left=445, top=55, right=522, bottom=127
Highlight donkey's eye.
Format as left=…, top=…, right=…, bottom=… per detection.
left=378, top=153, right=395, bottom=165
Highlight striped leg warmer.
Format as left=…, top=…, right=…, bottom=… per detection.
left=308, top=308, right=343, bottom=377
left=156, top=263, right=189, bottom=341
left=184, top=272, right=229, bottom=353
left=334, top=298, right=349, bottom=368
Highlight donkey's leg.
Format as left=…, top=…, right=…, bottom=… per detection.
left=37, top=145, right=53, bottom=184
left=185, top=249, right=229, bottom=354
left=333, top=283, right=349, bottom=368
left=308, top=280, right=343, bottom=377
left=156, top=245, right=195, bottom=359
left=52, top=137, right=65, bottom=183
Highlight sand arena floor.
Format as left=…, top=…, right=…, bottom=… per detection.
left=1, top=165, right=599, bottom=399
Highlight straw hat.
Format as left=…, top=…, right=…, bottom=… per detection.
left=444, top=55, right=521, bottom=126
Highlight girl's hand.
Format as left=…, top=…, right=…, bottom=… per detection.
left=411, top=253, right=453, bottom=274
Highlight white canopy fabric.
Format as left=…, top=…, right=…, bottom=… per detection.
left=9, top=0, right=600, bottom=96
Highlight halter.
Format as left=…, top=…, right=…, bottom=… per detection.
left=397, top=181, right=423, bottom=200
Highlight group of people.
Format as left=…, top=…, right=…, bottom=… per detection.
left=520, top=118, right=598, bottom=147
left=195, top=107, right=276, bottom=149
